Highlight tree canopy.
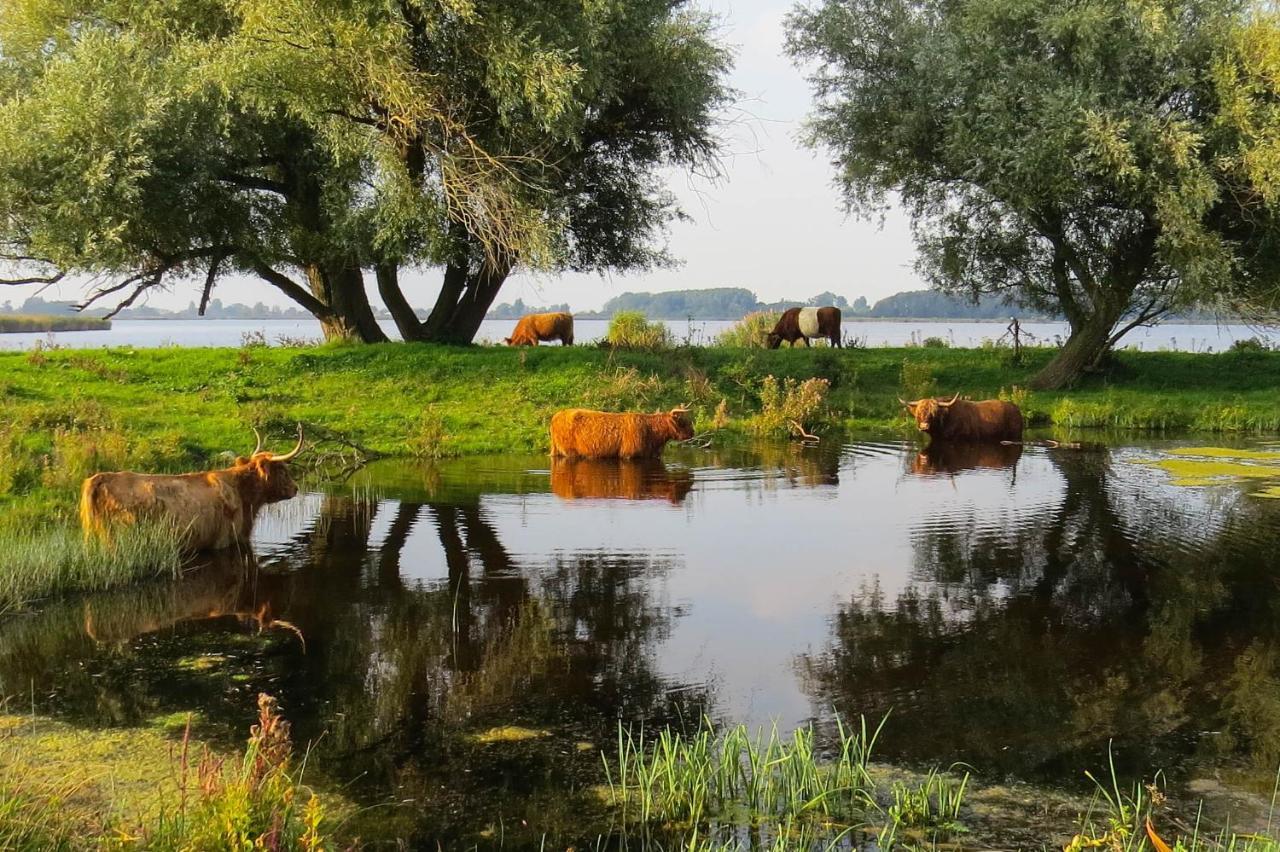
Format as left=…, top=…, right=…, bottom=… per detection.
left=0, top=0, right=731, bottom=342
left=788, top=0, right=1280, bottom=387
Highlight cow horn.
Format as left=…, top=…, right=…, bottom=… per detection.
left=939, top=393, right=961, bottom=407
left=898, top=397, right=918, bottom=408
left=268, top=423, right=304, bottom=462
left=251, top=427, right=265, bottom=456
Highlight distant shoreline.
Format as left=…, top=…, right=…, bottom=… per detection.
left=0, top=315, right=111, bottom=333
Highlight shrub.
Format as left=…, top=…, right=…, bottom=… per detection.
left=921, top=336, right=949, bottom=349
left=899, top=360, right=936, bottom=401
left=1229, top=336, right=1273, bottom=353
left=716, top=312, right=779, bottom=348
left=587, top=366, right=664, bottom=410
left=606, top=311, right=673, bottom=350
left=750, top=375, right=830, bottom=437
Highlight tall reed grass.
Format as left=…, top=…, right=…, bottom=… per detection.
left=0, top=522, right=185, bottom=613
left=606, top=311, right=674, bottom=350
left=604, top=716, right=884, bottom=830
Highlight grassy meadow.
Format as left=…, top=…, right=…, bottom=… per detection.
left=3, top=341, right=1280, bottom=520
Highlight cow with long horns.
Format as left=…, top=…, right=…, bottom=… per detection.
left=80, top=425, right=305, bottom=552
left=549, top=406, right=694, bottom=459
left=899, top=394, right=1024, bottom=442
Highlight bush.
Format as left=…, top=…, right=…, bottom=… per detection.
left=900, top=360, right=936, bottom=401
left=716, top=312, right=779, bottom=348
left=921, top=336, right=949, bottom=349
left=750, top=375, right=830, bottom=437
left=1229, top=336, right=1273, bottom=353
left=606, top=311, right=673, bottom=350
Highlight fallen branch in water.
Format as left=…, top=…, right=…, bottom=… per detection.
left=790, top=420, right=820, bottom=443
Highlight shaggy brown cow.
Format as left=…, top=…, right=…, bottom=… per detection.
left=910, top=441, right=1023, bottom=475
left=551, top=457, right=694, bottom=504
left=549, top=407, right=694, bottom=459
left=899, top=394, right=1024, bottom=442
left=80, top=426, right=305, bottom=551
left=767, top=306, right=842, bottom=348
left=505, top=312, right=574, bottom=346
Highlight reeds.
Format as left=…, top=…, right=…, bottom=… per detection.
left=0, top=521, right=185, bottom=613
left=604, top=716, right=884, bottom=830
left=606, top=311, right=674, bottom=351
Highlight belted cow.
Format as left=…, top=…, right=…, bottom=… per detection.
left=899, top=394, right=1024, bottom=442
left=549, top=407, right=694, bottom=459
left=80, top=426, right=305, bottom=552
left=767, top=307, right=842, bottom=348
left=505, top=312, right=574, bottom=346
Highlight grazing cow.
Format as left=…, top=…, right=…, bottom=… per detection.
left=551, top=457, right=694, bottom=504
left=505, top=312, right=574, bottom=346
left=767, top=306, right=842, bottom=349
left=80, top=426, right=305, bottom=552
left=549, top=407, right=694, bottom=459
left=899, top=394, right=1024, bottom=442
left=910, top=441, right=1023, bottom=476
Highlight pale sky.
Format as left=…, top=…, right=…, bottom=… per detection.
left=7, top=0, right=924, bottom=313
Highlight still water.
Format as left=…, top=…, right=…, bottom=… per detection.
left=2, top=439, right=1280, bottom=845
left=0, top=316, right=1275, bottom=351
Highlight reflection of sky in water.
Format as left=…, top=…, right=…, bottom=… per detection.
left=244, top=441, right=1257, bottom=732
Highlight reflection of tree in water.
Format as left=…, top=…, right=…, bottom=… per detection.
left=802, top=449, right=1280, bottom=786
left=0, top=489, right=703, bottom=847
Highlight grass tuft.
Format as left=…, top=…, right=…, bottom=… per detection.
left=606, top=311, right=674, bottom=350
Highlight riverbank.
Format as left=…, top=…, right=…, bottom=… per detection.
left=0, top=314, right=111, bottom=333
left=4, top=342, right=1280, bottom=525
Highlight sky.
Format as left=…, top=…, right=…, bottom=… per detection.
left=7, top=0, right=924, bottom=314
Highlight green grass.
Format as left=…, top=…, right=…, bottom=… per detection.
left=0, top=314, right=111, bottom=333
left=0, top=694, right=351, bottom=850
left=3, top=341, right=1280, bottom=528
left=0, top=521, right=185, bottom=613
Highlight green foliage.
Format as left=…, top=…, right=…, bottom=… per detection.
left=787, top=0, right=1280, bottom=388
left=406, top=410, right=449, bottom=460
left=899, top=359, right=937, bottom=401
left=885, top=768, right=969, bottom=835
left=716, top=311, right=780, bottom=348
left=0, top=315, right=109, bottom=333
left=0, top=0, right=731, bottom=343
left=0, top=521, right=184, bottom=613
left=606, top=311, right=674, bottom=350
left=750, top=375, right=830, bottom=437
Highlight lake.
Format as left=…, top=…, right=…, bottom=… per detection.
left=0, top=316, right=1276, bottom=351
left=3, top=437, right=1279, bottom=846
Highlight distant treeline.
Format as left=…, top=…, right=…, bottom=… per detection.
left=0, top=314, right=111, bottom=333
left=488, top=288, right=1029, bottom=321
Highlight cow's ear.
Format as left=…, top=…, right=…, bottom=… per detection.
left=234, top=456, right=249, bottom=466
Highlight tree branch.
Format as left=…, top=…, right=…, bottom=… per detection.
left=198, top=249, right=232, bottom=316
left=250, top=260, right=335, bottom=319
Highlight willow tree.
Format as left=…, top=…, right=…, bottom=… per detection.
left=0, top=0, right=729, bottom=343
left=788, top=0, right=1280, bottom=388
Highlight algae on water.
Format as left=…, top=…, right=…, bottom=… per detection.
left=1140, top=447, right=1280, bottom=494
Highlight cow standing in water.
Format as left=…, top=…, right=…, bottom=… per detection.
left=767, top=306, right=843, bottom=348
left=549, top=407, right=694, bottom=459
left=899, top=395, right=1024, bottom=442
left=80, top=426, right=305, bottom=551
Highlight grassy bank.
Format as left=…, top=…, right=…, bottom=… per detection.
left=0, top=314, right=111, bottom=333
left=4, top=342, right=1280, bottom=524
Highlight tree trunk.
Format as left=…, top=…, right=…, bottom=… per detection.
left=440, top=257, right=513, bottom=344
left=1030, top=302, right=1125, bottom=390
left=304, top=261, right=388, bottom=343
left=376, top=262, right=427, bottom=342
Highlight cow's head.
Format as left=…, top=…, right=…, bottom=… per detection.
left=766, top=332, right=783, bottom=350
left=899, top=393, right=960, bottom=434
left=241, top=425, right=304, bottom=503
left=668, top=406, right=695, bottom=441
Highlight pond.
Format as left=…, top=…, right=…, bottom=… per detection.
left=2, top=438, right=1280, bottom=846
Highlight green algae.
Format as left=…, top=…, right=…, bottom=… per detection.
left=468, top=725, right=551, bottom=744
left=1141, top=447, right=1280, bottom=493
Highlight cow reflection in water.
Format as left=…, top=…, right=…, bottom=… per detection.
left=909, top=441, right=1022, bottom=476
left=550, top=457, right=694, bottom=504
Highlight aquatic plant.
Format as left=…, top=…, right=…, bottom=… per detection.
left=603, top=715, right=884, bottom=831
left=750, top=375, right=830, bottom=438
left=0, top=521, right=185, bottom=613
left=885, top=767, right=969, bottom=835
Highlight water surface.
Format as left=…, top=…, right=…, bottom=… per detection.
left=3, top=439, right=1280, bottom=845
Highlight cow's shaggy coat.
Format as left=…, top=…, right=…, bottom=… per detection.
left=901, top=395, right=1024, bottom=442
left=767, top=306, right=842, bottom=348
left=549, top=408, right=694, bottom=459
left=505, top=312, right=574, bottom=346
left=80, top=430, right=303, bottom=551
